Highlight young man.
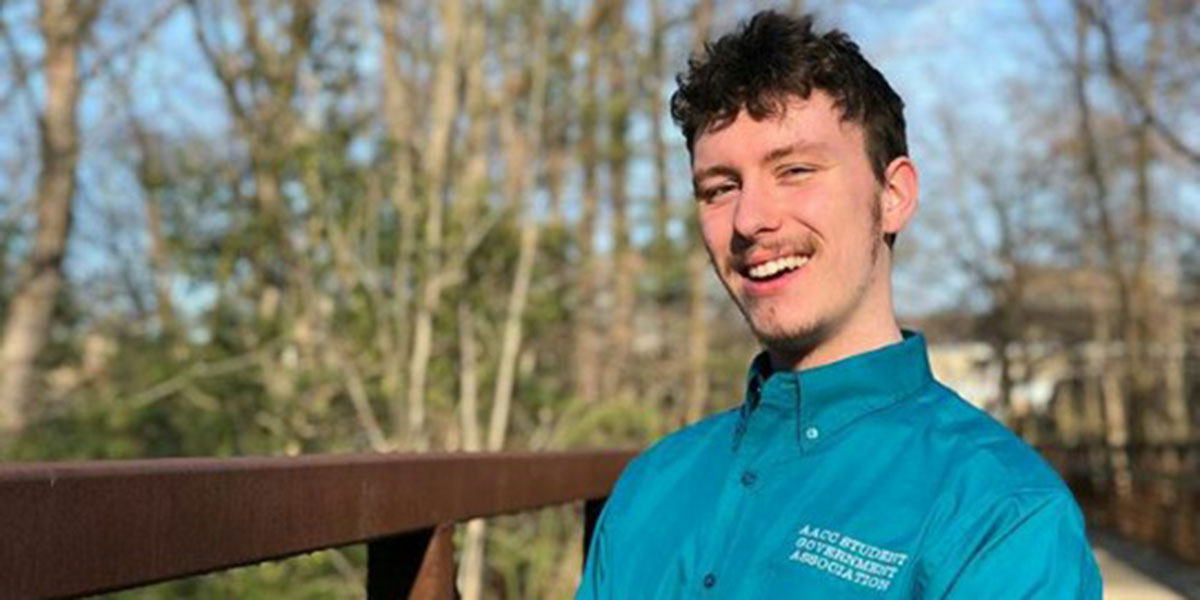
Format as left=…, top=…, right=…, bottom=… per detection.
left=576, top=11, right=1102, bottom=599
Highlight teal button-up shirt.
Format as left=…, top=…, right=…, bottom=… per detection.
left=577, top=332, right=1102, bottom=598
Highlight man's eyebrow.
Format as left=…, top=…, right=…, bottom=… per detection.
left=761, top=141, right=828, bottom=164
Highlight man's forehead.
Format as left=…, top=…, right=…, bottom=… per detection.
left=696, top=92, right=858, bottom=146
left=704, top=91, right=845, bottom=131
left=692, top=113, right=853, bottom=173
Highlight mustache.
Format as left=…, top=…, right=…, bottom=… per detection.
left=730, top=235, right=819, bottom=272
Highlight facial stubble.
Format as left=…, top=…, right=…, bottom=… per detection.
left=723, top=188, right=886, bottom=361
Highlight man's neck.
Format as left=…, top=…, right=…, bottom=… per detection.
left=769, top=319, right=903, bottom=372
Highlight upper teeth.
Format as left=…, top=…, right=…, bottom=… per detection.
left=748, top=255, right=810, bottom=279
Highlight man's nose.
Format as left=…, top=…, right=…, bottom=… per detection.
left=732, top=180, right=783, bottom=239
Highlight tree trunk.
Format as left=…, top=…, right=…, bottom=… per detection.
left=1070, top=3, right=1133, bottom=501
left=572, top=19, right=602, bottom=406
left=1162, top=254, right=1189, bottom=441
left=487, top=223, right=539, bottom=451
left=377, top=0, right=419, bottom=438
left=405, top=0, right=465, bottom=450
left=485, top=2, right=548, bottom=455
left=602, top=12, right=634, bottom=403
left=457, top=301, right=486, bottom=600
left=462, top=7, right=548, bottom=597
left=130, top=123, right=177, bottom=338
left=685, top=245, right=711, bottom=424
left=648, top=0, right=670, bottom=255
left=684, top=0, right=715, bottom=425
left=0, top=0, right=97, bottom=435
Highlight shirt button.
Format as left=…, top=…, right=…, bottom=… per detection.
left=805, top=426, right=820, bottom=440
left=740, top=470, right=758, bottom=487
left=703, top=573, right=717, bottom=588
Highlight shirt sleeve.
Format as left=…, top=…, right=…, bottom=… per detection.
left=919, top=490, right=1103, bottom=599
left=576, top=454, right=646, bottom=600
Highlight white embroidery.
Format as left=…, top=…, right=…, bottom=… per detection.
left=788, top=524, right=909, bottom=592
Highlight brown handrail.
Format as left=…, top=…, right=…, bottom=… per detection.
left=0, top=449, right=637, bottom=599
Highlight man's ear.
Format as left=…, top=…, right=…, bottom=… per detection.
left=878, top=157, right=921, bottom=236
left=880, top=157, right=919, bottom=235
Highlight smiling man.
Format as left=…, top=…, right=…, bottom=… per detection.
left=576, top=10, right=1101, bottom=599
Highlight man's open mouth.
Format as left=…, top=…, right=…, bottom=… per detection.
left=743, top=254, right=811, bottom=281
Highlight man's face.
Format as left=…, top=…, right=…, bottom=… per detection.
left=691, top=92, right=890, bottom=357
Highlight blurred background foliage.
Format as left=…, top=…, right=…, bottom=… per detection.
left=0, top=0, right=1197, bottom=597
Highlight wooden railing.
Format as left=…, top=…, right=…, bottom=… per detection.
left=1042, top=442, right=1200, bottom=563
left=0, top=450, right=637, bottom=599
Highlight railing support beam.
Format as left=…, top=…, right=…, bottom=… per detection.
left=368, top=523, right=457, bottom=600
left=583, top=497, right=607, bottom=562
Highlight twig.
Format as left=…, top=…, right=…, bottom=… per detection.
left=126, top=339, right=283, bottom=408
left=81, top=0, right=183, bottom=84
left=0, top=8, right=38, bottom=113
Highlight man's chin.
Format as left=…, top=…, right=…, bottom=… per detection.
left=748, top=318, right=827, bottom=355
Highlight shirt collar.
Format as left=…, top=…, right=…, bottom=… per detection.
left=734, top=330, right=934, bottom=452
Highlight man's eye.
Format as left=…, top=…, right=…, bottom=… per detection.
left=699, top=183, right=737, bottom=202
left=781, top=165, right=814, bottom=177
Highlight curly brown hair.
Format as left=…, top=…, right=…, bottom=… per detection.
left=670, top=10, right=907, bottom=184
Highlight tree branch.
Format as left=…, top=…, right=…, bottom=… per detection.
left=0, top=9, right=38, bottom=113
left=1077, top=0, right=1200, bottom=167
left=126, top=340, right=284, bottom=408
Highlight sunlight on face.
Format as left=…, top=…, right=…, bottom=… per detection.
left=692, top=92, right=889, bottom=360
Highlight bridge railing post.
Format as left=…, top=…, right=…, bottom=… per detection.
left=583, top=497, right=608, bottom=565
left=368, top=523, right=458, bottom=600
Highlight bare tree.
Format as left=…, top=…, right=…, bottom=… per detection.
left=188, top=0, right=314, bottom=298
left=0, top=0, right=103, bottom=435
left=684, top=0, right=715, bottom=424
left=376, top=0, right=419, bottom=439
left=570, top=2, right=611, bottom=407
left=403, top=0, right=465, bottom=450
left=1077, top=0, right=1200, bottom=168
left=601, top=2, right=635, bottom=404
left=126, top=116, right=178, bottom=338
left=461, top=5, right=551, bottom=597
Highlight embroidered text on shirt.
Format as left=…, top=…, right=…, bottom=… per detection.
left=788, top=524, right=909, bottom=592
